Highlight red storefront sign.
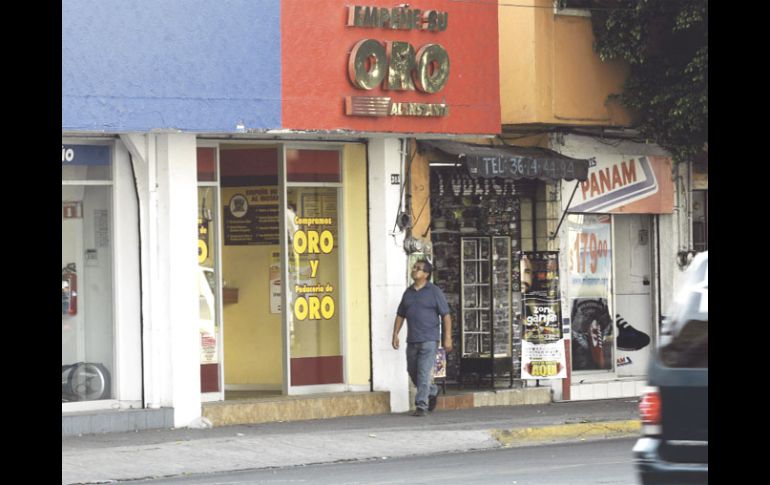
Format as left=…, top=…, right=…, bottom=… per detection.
left=281, top=0, right=500, bottom=135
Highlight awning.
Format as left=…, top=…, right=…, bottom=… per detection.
left=419, top=140, right=591, bottom=182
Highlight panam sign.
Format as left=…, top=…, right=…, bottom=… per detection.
left=567, top=156, right=674, bottom=214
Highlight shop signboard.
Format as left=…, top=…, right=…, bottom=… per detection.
left=565, top=155, right=674, bottom=214
left=223, top=186, right=280, bottom=245
left=290, top=215, right=337, bottom=323
left=282, top=0, right=500, bottom=134
left=62, top=144, right=110, bottom=165
left=567, top=215, right=614, bottom=371
left=520, top=252, right=566, bottom=380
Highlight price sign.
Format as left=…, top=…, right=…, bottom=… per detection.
left=569, top=231, right=610, bottom=275
left=567, top=215, right=612, bottom=298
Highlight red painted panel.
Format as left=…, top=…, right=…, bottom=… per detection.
left=291, top=356, right=344, bottom=386
left=197, top=147, right=216, bottom=182
left=282, top=0, right=500, bottom=134
left=220, top=148, right=278, bottom=177
left=201, top=363, right=220, bottom=393
left=287, top=149, right=341, bottom=182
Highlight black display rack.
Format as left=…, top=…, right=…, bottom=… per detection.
left=459, top=235, right=514, bottom=388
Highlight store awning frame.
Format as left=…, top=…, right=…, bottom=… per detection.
left=419, top=140, right=591, bottom=182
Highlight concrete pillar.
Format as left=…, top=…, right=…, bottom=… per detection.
left=367, top=138, right=410, bottom=413
left=113, top=142, right=142, bottom=403
left=140, top=133, right=201, bottom=428
left=158, top=133, right=201, bottom=427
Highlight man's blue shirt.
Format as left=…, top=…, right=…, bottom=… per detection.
left=397, top=281, right=450, bottom=343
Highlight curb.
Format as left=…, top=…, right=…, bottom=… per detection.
left=490, top=420, right=640, bottom=447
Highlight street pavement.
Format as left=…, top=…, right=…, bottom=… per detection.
left=62, top=398, right=640, bottom=485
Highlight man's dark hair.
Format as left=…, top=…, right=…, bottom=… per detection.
left=416, top=259, right=433, bottom=279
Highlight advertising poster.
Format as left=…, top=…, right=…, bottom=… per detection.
left=269, top=252, right=281, bottom=314
left=288, top=201, right=338, bottom=326
left=223, top=186, right=279, bottom=245
left=567, top=214, right=612, bottom=298
left=198, top=267, right=218, bottom=365
left=567, top=215, right=614, bottom=371
left=615, top=295, right=652, bottom=375
left=570, top=298, right=613, bottom=371
left=520, top=252, right=566, bottom=379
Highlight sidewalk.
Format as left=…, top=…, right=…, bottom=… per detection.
left=62, top=398, right=640, bottom=485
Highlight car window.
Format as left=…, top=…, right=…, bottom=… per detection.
left=660, top=252, right=708, bottom=369
left=660, top=319, right=708, bottom=368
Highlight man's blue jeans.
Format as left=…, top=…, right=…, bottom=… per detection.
left=406, top=341, right=438, bottom=411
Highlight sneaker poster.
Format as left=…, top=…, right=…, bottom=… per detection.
left=520, top=252, right=567, bottom=379
left=570, top=298, right=614, bottom=371
left=567, top=215, right=614, bottom=371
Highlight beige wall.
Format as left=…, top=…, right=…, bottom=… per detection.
left=342, top=144, right=371, bottom=386
left=223, top=243, right=282, bottom=385
left=499, top=0, right=632, bottom=127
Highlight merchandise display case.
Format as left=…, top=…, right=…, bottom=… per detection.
left=459, top=236, right=513, bottom=387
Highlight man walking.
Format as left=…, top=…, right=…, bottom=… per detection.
left=392, top=259, right=453, bottom=416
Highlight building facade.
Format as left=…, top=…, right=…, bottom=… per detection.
left=62, top=0, right=501, bottom=433
left=476, top=0, right=703, bottom=400
left=62, top=1, right=706, bottom=434
left=396, top=0, right=706, bottom=400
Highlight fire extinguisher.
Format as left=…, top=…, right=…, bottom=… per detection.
left=62, top=263, right=77, bottom=316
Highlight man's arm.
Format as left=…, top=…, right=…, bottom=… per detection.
left=442, top=314, right=453, bottom=352
left=392, top=315, right=405, bottom=349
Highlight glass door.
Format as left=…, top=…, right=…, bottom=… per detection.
left=283, top=148, right=344, bottom=393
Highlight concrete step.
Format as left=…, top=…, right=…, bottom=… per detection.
left=62, top=407, right=174, bottom=436
left=435, top=387, right=551, bottom=410
left=202, top=391, right=391, bottom=427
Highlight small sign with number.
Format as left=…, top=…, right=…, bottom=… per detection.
left=391, top=174, right=400, bottom=185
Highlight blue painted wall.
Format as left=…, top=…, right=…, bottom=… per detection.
left=62, top=0, right=281, bottom=132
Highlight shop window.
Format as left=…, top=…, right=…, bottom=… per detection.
left=567, top=214, right=614, bottom=373
left=62, top=144, right=112, bottom=181
left=286, top=149, right=341, bottom=183
left=62, top=143, right=114, bottom=402
left=692, top=190, right=708, bottom=252
left=197, top=146, right=221, bottom=394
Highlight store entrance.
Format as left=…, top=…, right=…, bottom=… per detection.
left=219, top=144, right=283, bottom=397
left=199, top=144, right=347, bottom=399
left=613, top=214, right=654, bottom=377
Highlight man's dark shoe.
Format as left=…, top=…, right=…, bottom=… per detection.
left=411, top=408, right=427, bottom=417
left=428, top=394, right=438, bottom=412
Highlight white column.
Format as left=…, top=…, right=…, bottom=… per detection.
left=161, top=133, right=201, bottom=426
left=149, top=133, right=201, bottom=427
left=125, top=133, right=170, bottom=413
left=368, top=138, right=410, bottom=412
left=113, top=142, right=142, bottom=403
